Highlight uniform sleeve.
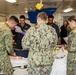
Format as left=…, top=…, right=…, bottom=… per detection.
left=22, top=27, right=34, bottom=50
left=68, top=32, right=76, bottom=52
left=5, top=33, right=14, bottom=55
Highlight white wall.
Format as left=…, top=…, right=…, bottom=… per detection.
left=0, top=14, right=6, bottom=22
left=53, top=12, right=62, bottom=28
left=53, top=11, right=76, bottom=27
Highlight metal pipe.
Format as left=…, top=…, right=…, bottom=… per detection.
left=54, top=0, right=65, bottom=13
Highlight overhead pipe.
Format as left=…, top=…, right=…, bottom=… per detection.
left=54, top=0, right=65, bottom=13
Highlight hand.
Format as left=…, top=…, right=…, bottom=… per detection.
left=13, top=52, right=16, bottom=56
left=20, top=32, right=25, bottom=35
left=9, top=56, right=23, bottom=59
left=16, top=56, right=23, bottom=59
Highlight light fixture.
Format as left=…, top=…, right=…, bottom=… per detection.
left=63, top=7, right=73, bottom=12
left=6, top=0, right=17, bottom=3
left=24, top=8, right=28, bottom=13
left=35, top=0, right=43, bottom=10
left=36, top=3, right=43, bottom=10
left=25, top=10, right=28, bottom=13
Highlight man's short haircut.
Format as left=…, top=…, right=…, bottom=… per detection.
left=37, top=12, right=48, bottom=21
left=48, top=15, right=54, bottom=19
left=20, top=15, right=25, bottom=19
left=9, top=16, right=19, bottom=24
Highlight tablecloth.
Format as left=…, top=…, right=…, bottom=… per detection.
left=10, top=58, right=28, bottom=68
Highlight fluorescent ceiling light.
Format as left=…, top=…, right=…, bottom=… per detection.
left=25, top=10, right=28, bottom=13
left=63, top=8, right=73, bottom=12
left=6, top=0, right=17, bottom=3
left=24, top=8, right=28, bottom=13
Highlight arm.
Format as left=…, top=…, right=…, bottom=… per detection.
left=56, top=25, right=60, bottom=38
left=22, top=27, right=34, bottom=50
left=56, top=25, right=60, bottom=44
left=68, top=32, right=76, bottom=52
left=5, top=33, right=14, bottom=55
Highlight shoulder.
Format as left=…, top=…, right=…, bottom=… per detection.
left=44, top=24, right=57, bottom=34
left=53, top=23, right=58, bottom=27
left=26, top=26, right=35, bottom=32
left=0, top=22, right=10, bottom=31
left=47, top=24, right=55, bottom=31
left=72, top=28, right=76, bottom=33
left=68, top=29, right=76, bottom=38
left=0, top=22, right=6, bottom=27
left=0, top=22, right=5, bottom=24
left=70, top=28, right=76, bottom=34
left=25, top=23, right=30, bottom=27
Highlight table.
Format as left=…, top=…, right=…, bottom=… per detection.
left=10, top=58, right=28, bottom=68
left=50, top=55, right=67, bottom=75
left=50, top=48, right=68, bottom=75
left=10, top=46, right=68, bottom=75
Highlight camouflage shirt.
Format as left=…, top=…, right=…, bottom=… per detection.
left=67, top=27, right=76, bottom=75
left=0, top=22, right=14, bottom=75
left=22, top=22, right=58, bottom=75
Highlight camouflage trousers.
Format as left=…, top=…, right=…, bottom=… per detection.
left=27, top=65, right=52, bottom=75
left=67, top=52, right=76, bottom=75
left=0, top=72, right=13, bottom=75
left=0, top=69, right=13, bottom=75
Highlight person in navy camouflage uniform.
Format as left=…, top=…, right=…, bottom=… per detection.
left=22, top=12, right=58, bottom=75
left=0, top=16, right=19, bottom=75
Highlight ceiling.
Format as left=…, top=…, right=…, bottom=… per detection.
left=0, top=0, right=76, bottom=14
